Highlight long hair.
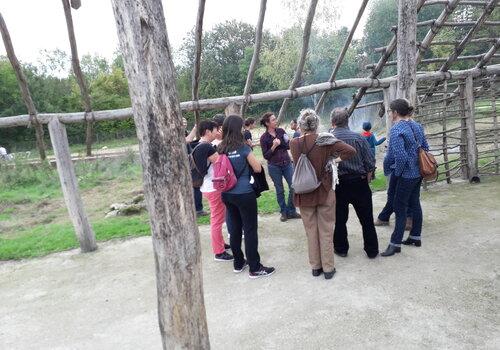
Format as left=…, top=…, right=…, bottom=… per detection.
left=217, top=115, right=245, bottom=154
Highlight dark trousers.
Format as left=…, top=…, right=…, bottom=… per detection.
left=193, top=187, right=203, bottom=212
left=222, top=191, right=261, bottom=272
left=390, top=176, right=423, bottom=246
left=378, top=173, right=412, bottom=221
left=268, top=163, right=296, bottom=216
left=334, top=177, right=379, bottom=256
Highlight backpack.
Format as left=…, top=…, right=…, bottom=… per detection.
left=212, top=153, right=241, bottom=192
left=292, top=139, right=322, bottom=194
left=189, top=143, right=209, bottom=188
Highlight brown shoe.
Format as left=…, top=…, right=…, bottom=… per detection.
left=287, top=212, right=301, bottom=219
left=280, top=213, right=288, bottom=222
left=374, top=219, right=389, bottom=226
left=405, top=218, right=413, bottom=231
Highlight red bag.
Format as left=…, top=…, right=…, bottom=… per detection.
left=212, top=154, right=238, bottom=192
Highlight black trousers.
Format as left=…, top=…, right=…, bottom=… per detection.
left=222, top=191, right=261, bottom=272
left=334, top=177, right=379, bottom=256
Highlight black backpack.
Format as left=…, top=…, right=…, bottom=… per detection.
left=189, top=142, right=210, bottom=188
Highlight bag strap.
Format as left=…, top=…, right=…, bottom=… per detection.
left=191, top=142, right=209, bottom=177
left=407, top=121, right=422, bottom=149
left=224, top=151, right=248, bottom=179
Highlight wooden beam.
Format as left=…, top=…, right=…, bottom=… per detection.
left=1, top=65, right=500, bottom=128
left=441, top=80, right=452, bottom=183
left=48, top=118, right=97, bottom=252
left=62, top=0, right=95, bottom=157
left=383, top=82, right=397, bottom=140
left=355, top=100, right=384, bottom=109
left=397, top=0, right=418, bottom=105
left=374, top=37, right=497, bottom=52
left=277, top=0, right=318, bottom=124
left=490, top=75, right=499, bottom=174
left=366, top=53, right=500, bottom=68
left=110, top=1, right=210, bottom=348
left=422, top=0, right=489, bottom=6
left=314, top=0, right=369, bottom=113
left=0, top=12, right=47, bottom=160
left=241, top=0, right=267, bottom=117
left=464, top=75, right=479, bottom=181
left=191, top=0, right=206, bottom=127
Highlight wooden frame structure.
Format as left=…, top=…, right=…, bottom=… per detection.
left=0, top=1, right=499, bottom=348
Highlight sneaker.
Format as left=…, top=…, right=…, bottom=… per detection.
left=214, top=251, right=234, bottom=262
left=224, top=243, right=231, bottom=251
left=233, top=260, right=248, bottom=273
left=374, top=218, right=389, bottom=226
left=280, top=213, right=288, bottom=222
left=196, top=210, right=209, bottom=218
left=287, top=212, right=301, bottom=219
left=249, top=265, right=275, bottom=279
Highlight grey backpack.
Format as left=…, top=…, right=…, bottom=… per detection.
left=292, top=139, right=321, bottom=194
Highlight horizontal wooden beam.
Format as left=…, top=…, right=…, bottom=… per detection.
left=1, top=64, right=499, bottom=128
left=374, top=37, right=498, bottom=52
left=355, top=100, right=384, bottom=109
left=391, top=20, right=499, bottom=31
left=423, top=0, right=489, bottom=7
left=366, top=53, right=500, bottom=69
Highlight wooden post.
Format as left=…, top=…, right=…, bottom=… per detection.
left=396, top=0, right=418, bottom=105
left=383, top=82, right=397, bottom=140
left=442, top=81, right=452, bottom=183
left=491, top=77, right=499, bottom=174
left=191, top=0, right=206, bottom=128
left=0, top=13, right=47, bottom=160
left=276, top=0, right=318, bottom=124
left=224, top=102, right=241, bottom=117
left=464, top=75, right=479, bottom=182
left=459, top=80, right=469, bottom=180
left=61, top=0, right=95, bottom=157
left=241, top=0, right=267, bottom=117
left=110, top=1, right=210, bottom=349
left=48, top=118, right=97, bottom=252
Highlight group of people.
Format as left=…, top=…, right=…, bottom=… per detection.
left=186, top=98, right=429, bottom=280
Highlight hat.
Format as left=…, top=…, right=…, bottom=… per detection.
left=362, top=121, right=372, bottom=131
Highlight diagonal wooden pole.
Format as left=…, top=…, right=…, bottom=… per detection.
left=192, top=0, right=206, bottom=127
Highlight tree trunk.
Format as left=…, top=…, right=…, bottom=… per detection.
left=61, top=0, right=94, bottom=156
left=396, top=0, right=417, bottom=105
left=110, top=1, right=210, bottom=349
left=0, top=12, right=46, bottom=160
left=191, top=0, right=206, bottom=128
left=48, top=118, right=97, bottom=252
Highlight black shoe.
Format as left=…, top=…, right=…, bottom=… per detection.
left=334, top=250, right=347, bottom=258
left=280, top=213, right=288, bottom=222
left=287, top=212, right=301, bottom=219
left=249, top=265, right=275, bottom=279
left=367, top=252, right=379, bottom=259
left=402, top=238, right=421, bottom=247
left=224, top=243, right=231, bottom=250
left=196, top=210, right=208, bottom=217
left=381, top=245, right=401, bottom=257
left=214, top=251, right=234, bottom=262
left=312, top=268, right=323, bottom=277
left=233, top=260, right=248, bottom=273
left=324, top=268, right=336, bottom=280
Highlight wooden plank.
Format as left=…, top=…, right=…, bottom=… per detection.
left=110, top=1, right=210, bottom=348
left=0, top=12, right=47, bottom=160
left=48, top=118, right=97, bottom=252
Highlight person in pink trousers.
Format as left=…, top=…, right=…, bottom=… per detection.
left=192, top=120, right=233, bottom=261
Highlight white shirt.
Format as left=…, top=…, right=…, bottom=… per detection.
left=200, top=164, right=215, bottom=193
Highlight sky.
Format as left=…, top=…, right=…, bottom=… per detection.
left=0, top=0, right=368, bottom=66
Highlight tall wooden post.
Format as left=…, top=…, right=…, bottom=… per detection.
left=459, top=80, right=469, bottom=180
left=224, top=102, right=241, bottom=117
left=383, top=82, right=397, bottom=139
left=191, top=0, right=206, bottom=128
left=464, top=75, right=479, bottom=182
left=110, top=1, right=210, bottom=349
left=48, top=118, right=97, bottom=252
left=0, top=13, right=47, bottom=160
left=490, top=76, right=498, bottom=174
left=442, top=81, right=452, bottom=183
left=396, top=0, right=417, bottom=105
left=61, top=0, right=95, bottom=157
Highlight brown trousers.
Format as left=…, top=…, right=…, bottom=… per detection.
left=299, top=190, right=335, bottom=273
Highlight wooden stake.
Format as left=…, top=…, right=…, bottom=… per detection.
left=464, top=75, right=479, bottom=182
left=48, top=118, right=97, bottom=252
left=0, top=12, right=47, bottom=160
left=396, top=0, right=417, bottom=105
left=441, top=81, right=452, bottom=183
left=110, top=1, right=210, bottom=348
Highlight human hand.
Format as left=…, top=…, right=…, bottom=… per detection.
left=272, top=138, right=281, bottom=147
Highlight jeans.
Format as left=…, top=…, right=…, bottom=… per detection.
left=389, top=176, right=423, bottom=246
left=378, top=173, right=413, bottom=221
left=334, top=177, right=379, bottom=256
left=221, top=191, right=261, bottom=272
left=193, top=187, right=203, bottom=212
left=268, top=163, right=296, bottom=216
left=203, top=191, right=226, bottom=255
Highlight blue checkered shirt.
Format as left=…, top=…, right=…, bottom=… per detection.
left=330, top=127, right=375, bottom=176
left=384, top=120, right=429, bottom=179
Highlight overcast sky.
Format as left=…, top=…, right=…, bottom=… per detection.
left=0, top=0, right=368, bottom=65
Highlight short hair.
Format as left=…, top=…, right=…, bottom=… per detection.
left=260, top=111, right=275, bottom=128
left=244, top=117, right=255, bottom=127
left=389, top=98, right=414, bottom=116
left=298, top=109, right=320, bottom=133
left=199, top=120, right=217, bottom=137
left=212, top=114, right=226, bottom=127
left=330, top=108, right=349, bottom=128
left=291, top=119, right=297, bottom=124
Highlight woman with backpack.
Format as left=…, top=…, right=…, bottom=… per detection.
left=289, top=109, right=356, bottom=279
left=380, top=99, right=430, bottom=257
left=217, top=115, right=275, bottom=278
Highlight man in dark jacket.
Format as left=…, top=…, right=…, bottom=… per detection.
left=330, top=108, right=379, bottom=259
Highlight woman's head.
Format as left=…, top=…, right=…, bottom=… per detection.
left=260, top=112, right=277, bottom=130
left=389, top=98, right=414, bottom=119
left=217, top=115, right=245, bottom=153
left=244, top=117, right=255, bottom=129
left=298, top=109, right=320, bottom=133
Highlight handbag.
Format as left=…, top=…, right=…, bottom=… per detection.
left=250, top=167, right=269, bottom=198
left=409, top=123, right=438, bottom=181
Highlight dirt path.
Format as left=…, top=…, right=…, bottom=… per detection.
left=1, top=178, right=499, bottom=349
